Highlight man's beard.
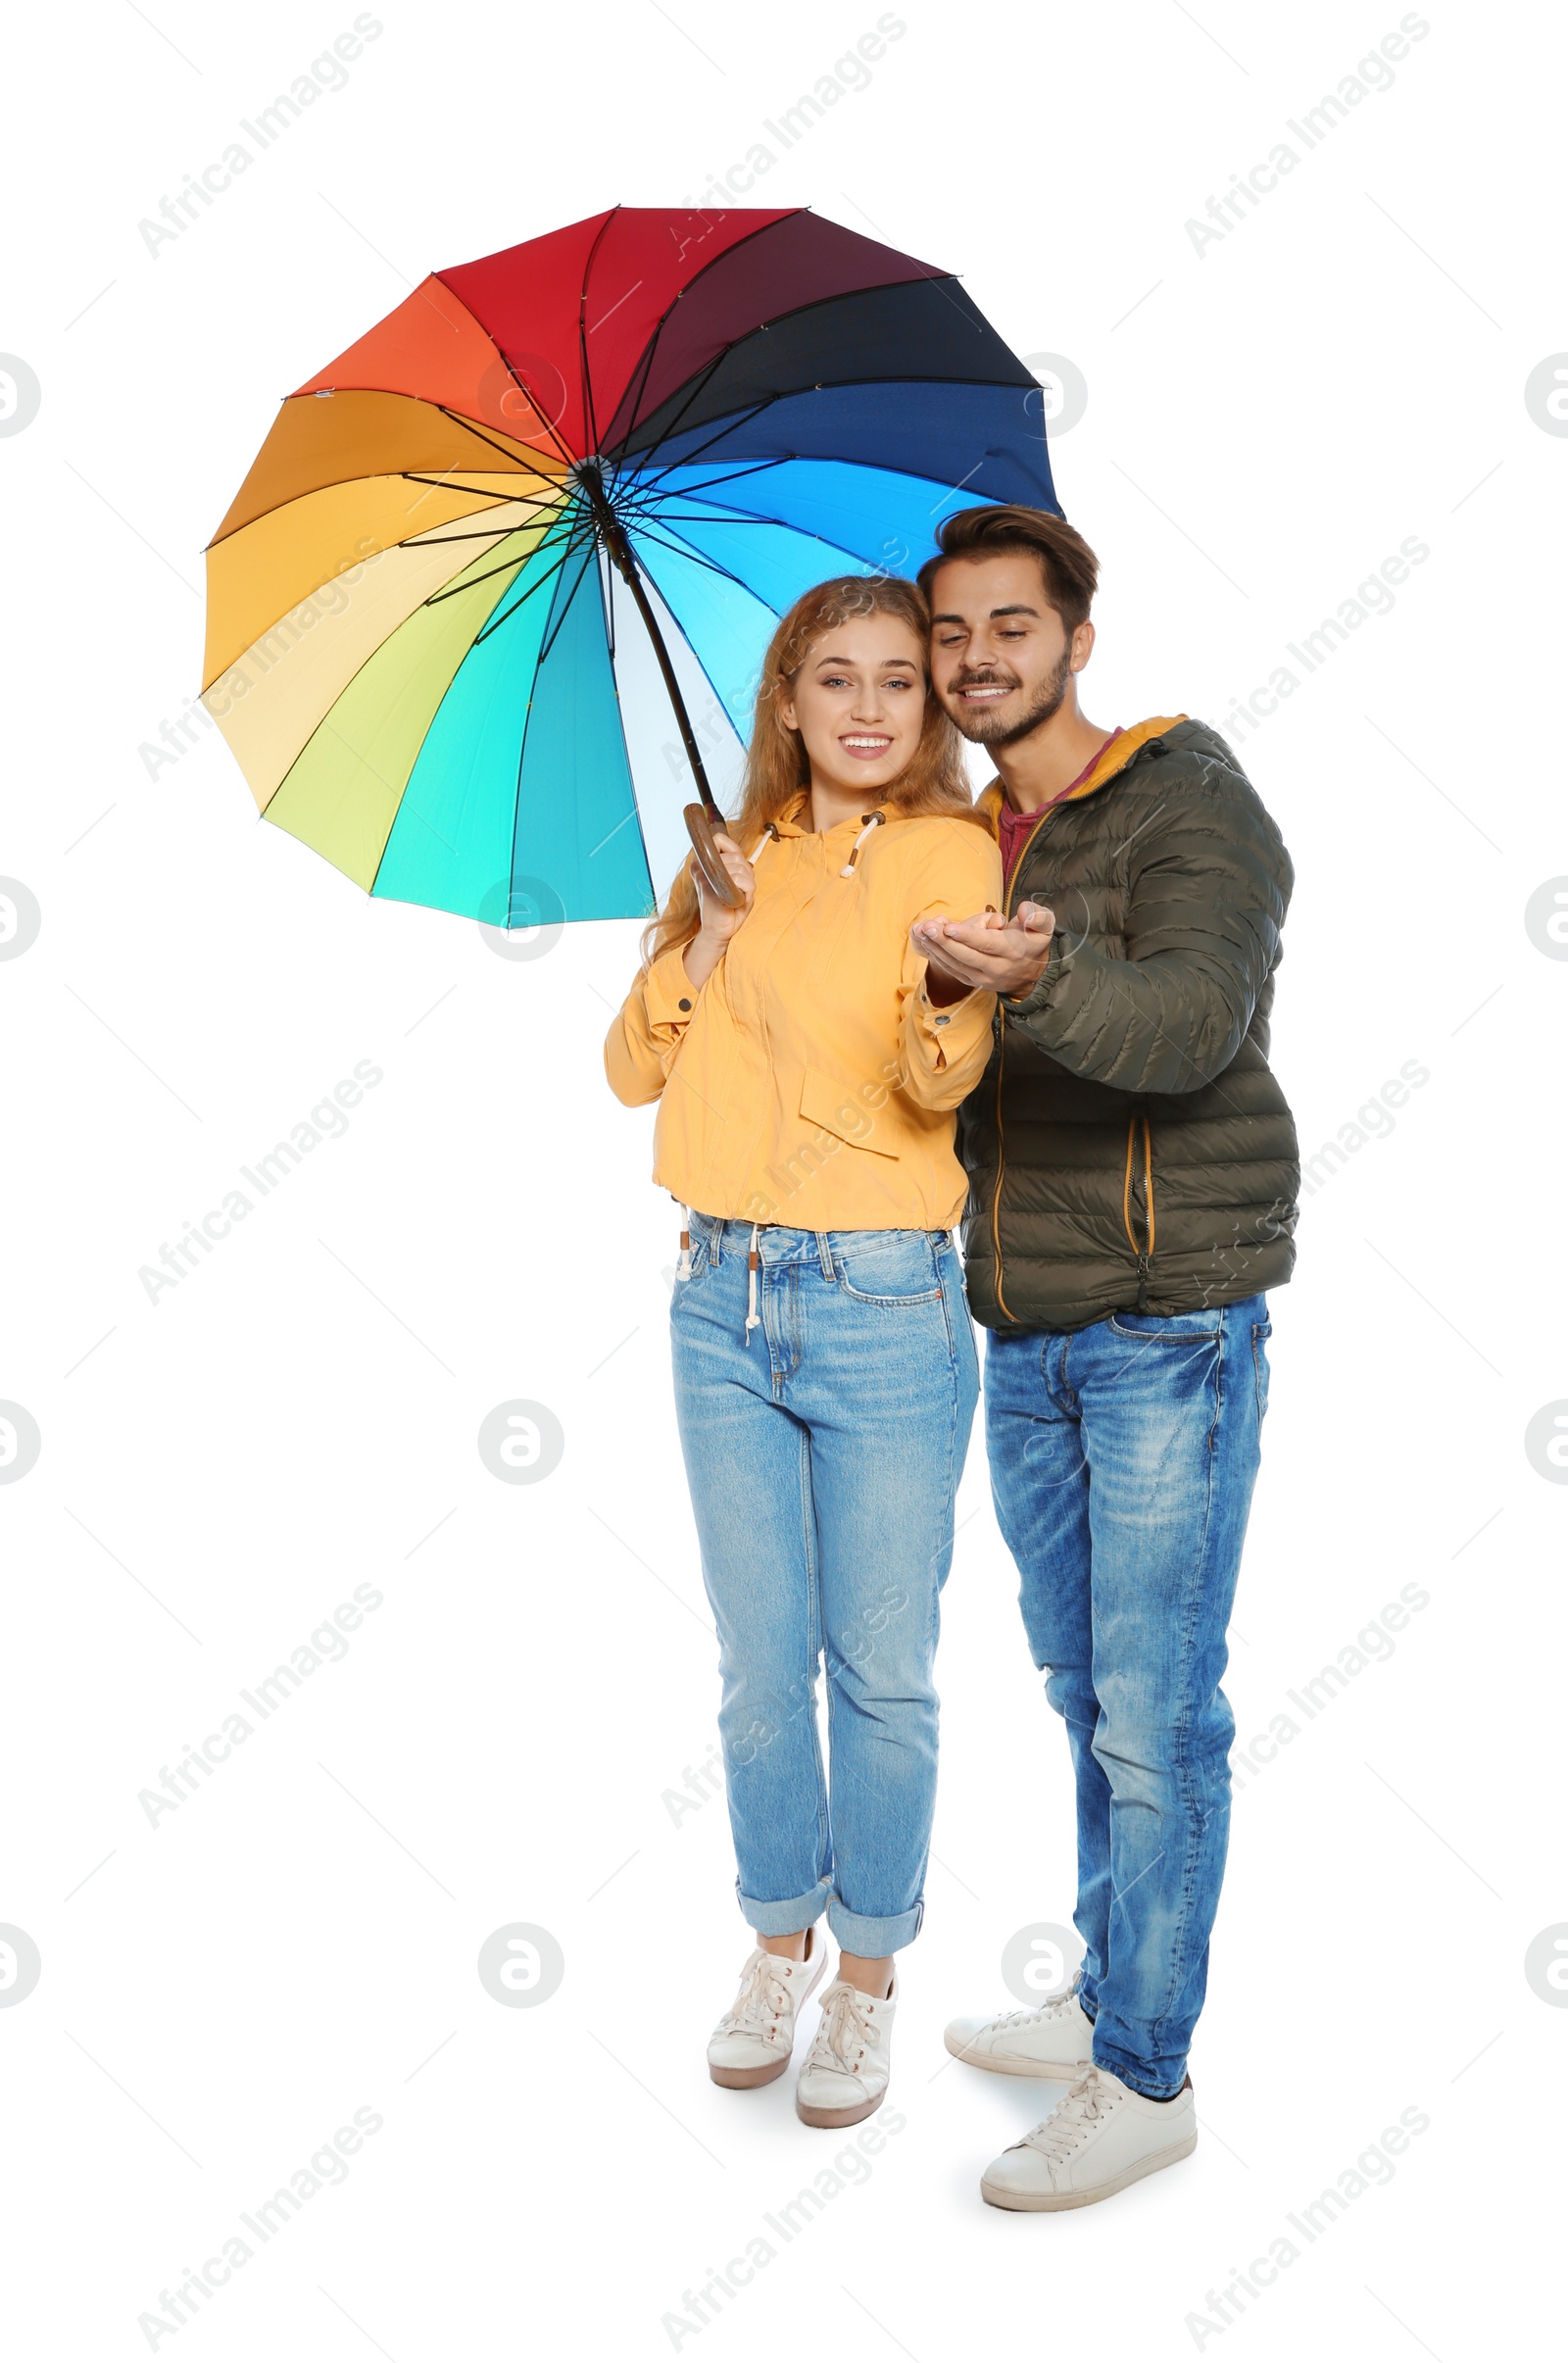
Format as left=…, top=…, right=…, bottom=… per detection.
left=948, top=648, right=1072, bottom=746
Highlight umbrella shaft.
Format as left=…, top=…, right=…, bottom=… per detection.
left=585, top=477, right=717, bottom=815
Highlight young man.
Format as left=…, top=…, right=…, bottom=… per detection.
left=912, top=505, right=1299, bottom=2212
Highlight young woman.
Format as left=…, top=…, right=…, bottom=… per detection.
left=605, top=575, right=1002, bottom=2127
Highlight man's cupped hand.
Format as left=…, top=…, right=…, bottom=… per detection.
left=911, top=902, right=1056, bottom=1002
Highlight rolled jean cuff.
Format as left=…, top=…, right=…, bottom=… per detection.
left=738, top=1877, right=831, bottom=1937
left=1092, top=2029, right=1185, bottom=2101
left=826, top=1894, right=924, bottom=1955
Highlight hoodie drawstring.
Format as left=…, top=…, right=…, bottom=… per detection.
left=839, top=810, right=885, bottom=879
left=745, top=1222, right=761, bottom=1334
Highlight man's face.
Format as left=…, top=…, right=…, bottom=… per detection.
left=926, top=552, right=1094, bottom=745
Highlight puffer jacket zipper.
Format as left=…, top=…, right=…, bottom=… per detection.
left=990, top=800, right=1068, bottom=1323
left=1121, top=1109, right=1157, bottom=1308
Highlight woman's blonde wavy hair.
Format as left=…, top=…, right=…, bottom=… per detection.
left=640, top=572, right=986, bottom=966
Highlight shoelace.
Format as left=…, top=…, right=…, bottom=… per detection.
left=1013, top=2068, right=1120, bottom=2161
left=989, top=1992, right=1079, bottom=2033
left=720, top=1951, right=797, bottom=2043
left=806, top=1984, right=877, bottom=2079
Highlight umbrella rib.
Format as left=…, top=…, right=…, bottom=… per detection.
left=633, top=474, right=894, bottom=550
left=400, top=490, right=563, bottom=544
left=623, top=456, right=791, bottom=503
left=628, top=509, right=794, bottom=528
left=642, top=501, right=880, bottom=572
left=604, top=209, right=812, bottom=448
left=662, top=440, right=1023, bottom=501
left=621, top=454, right=998, bottom=550
left=611, top=343, right=731, bottom=464
left=608, top=268, right=986, bottom=467
left=430, top=400, right=573, bottom=477
left=462, top=527, right=586, bottom=634
left=607, top=348, right=748, bottom=481
left=613, top=462, right=781, bottom=517
left=496, top=459, right=605, bottom=904
left=625, top=519, right=766, bottom=595
left=427, top=549, right=551, bottom=612
left=576, top=209, right=620, bottom=464
left=399, top=523, right=546, bottom=548
left=399, top=472, right=550, bottom=501
left=612, top=312, right=670, bottom=463
left=621, top=364, right=1043, bottom=499
left=535, top=542, right=599, bottom=665
left=619, top=397, right=785, bottom=499
left=439, top=362, right=576, bottom=475
left=632, top=546, right=752, bottom=754
left=426, top=518, right=578, bottom=613
left=422, top=551, right=534, bottom=607
left=468, top=533, right=586, bottom=643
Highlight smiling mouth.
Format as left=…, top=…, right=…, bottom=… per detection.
left=955, top=680, right=1013, bottom=701
left=841, top=734, right=894, bottom=756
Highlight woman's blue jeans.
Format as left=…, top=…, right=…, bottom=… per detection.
left=671, top=1214, right=979, bottom=1954
left=985, top=1298, right=1272, bottom=2097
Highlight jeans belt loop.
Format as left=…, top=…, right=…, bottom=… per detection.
left=814, top=1230, right=835, bottom=1281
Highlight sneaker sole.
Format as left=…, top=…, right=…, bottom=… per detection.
left=708, top=1944, right=828, bottom=2090
left=710, top=2054, right=792, bottom=2090
left=796, top=2085, right=887, bottom=2129
left=980, top=2130, right=1197, bottom=2212
left=944, top=2030, right=1090, bottom=2079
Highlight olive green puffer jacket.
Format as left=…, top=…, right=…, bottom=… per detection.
left=958, top=716, right=1300, bottom=1332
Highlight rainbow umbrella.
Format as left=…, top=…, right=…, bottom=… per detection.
left=203, top=206, right=1057, bottom=927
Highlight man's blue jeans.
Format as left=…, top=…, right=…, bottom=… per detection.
left=671, top=1214, right=979, bottom=1954
left=985, top=1297, right=1272, bottom=2096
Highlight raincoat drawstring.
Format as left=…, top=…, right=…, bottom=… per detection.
left=839, top=810, right=885, bottom=879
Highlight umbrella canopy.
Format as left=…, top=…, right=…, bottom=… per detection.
left=203, top=207, right=1058, bottom=927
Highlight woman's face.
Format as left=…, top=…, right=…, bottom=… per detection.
left=779, top=613, right=929, bottom=799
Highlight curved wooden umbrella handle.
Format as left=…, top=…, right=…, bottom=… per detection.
left=683, top=803, right=744, bottom=908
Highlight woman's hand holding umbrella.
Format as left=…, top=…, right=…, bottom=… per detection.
left=682, top=832, right=757, bottom=991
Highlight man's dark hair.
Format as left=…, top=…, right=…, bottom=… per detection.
left=917, top=505, right=1100, bottom=634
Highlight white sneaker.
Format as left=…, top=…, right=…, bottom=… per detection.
left=707, top=1927, right=827, bottom=2089
left=795, top=1973, right=897, bottom=2127
left=945, top=1986, right=1096, bottom=2079
left=980, top=2066, right=1197, bottom=2211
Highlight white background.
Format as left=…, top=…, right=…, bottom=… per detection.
left=2, top=1, right=1563, bottom=2355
